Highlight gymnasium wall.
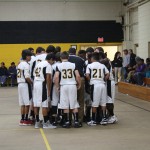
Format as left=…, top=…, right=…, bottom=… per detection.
left=138, top=1, right=150, bottom=59
left=0, top=0, right=122, bottom=21
left=0, top=0, right=123, bottom=67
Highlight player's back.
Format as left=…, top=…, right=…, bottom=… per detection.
left=35, top=53, right=47, bottom=65
left=31, top=53, right=47, bottom=78
left=34, top=60, right=52, bottom=82
left=57, top=61, right=77, bottom=85
left=17, top=61, right=30, bottom=83
left=87, top=62, right=108, bottom=84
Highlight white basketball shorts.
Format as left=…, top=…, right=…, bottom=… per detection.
left=59, top=84, right=79, bottom=109
left=18, top=83, right=31, bottom=106
left=33, top=81, right=48, bottom=108
left=91, top=83, right=107, bottom=107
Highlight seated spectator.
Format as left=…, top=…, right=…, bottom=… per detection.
left=133, top=58, right=146, bottom=85
left=8, top=62, right=17, bottom=87
left=127, top=49, right=136, bottom=72
left=0, top=62, right=8, bottom=86
left=126, top=56, right=141, bottom=83
left=145, top=58, right=150, bottom=78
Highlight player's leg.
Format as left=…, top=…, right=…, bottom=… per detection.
left=60, top=85, right=70, bottom=128
left=23, top=83, right=33, bottom=125
left=51, top=84, right=59, bottom=126
left=107, top=80, right=118, bottom=124
left=100, top=84, right=108, bottom=125
left=18, top=83, right=25, bottom=125
left=42, top=81, right=56, bottom=129
left=87, top=84, right=100, bottom=126
left=33, top=81, right=42, bottom=128
left=69, top=85, right=81, bottom=128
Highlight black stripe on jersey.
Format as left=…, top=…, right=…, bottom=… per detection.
left=89, top=68, right=91, bottom=79
left=43, top=67, right=46, bottom=81
left=22, top=70, right=27, bottom=83
left=50, top=82, right=54, bottom=101
left=90, top=84, right=94, bottom=102
left=31, top=60, right=36, bottom=80
left=42, top=81, right=47, bottom=102
left=107, top=80, right=112, bottom=98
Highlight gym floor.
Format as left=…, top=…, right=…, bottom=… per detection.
left=0, top=87, right=150, bottom=150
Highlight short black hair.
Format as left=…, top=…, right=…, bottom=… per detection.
left=95, top=47, right=104, bottom=53
left=36, top=47, right=45, bottom=54
left=22, top=49, right=32, bottom=60
left=46, top=45, right=55, bottom=54
left=46, top=53, right=55, bottom=60
left=55, top=46, right=61, bottom=53
left=11, top=62, right=15, bottom=65
left=146, top=58, right=150, bottom=63
left=61, top=51, right=69, bottom=59
left=86, top=47, right=94, bottom=53
left=92, top=52, right=100, bottom=61
left=123, top=49, right=128, bottom=53
left=99, top=51, right=106, bottom=59
left=1, top=62, right=5, bottom=65
left=55, top=52, right=61, bottom=62
left=78, top=50, right=86, bottom=55
left=28, top=47, right=34, bottom=52
left=69, top=48, right=76, bottom=54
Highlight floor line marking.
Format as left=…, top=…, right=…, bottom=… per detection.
left=40, top=128, right=52, bottom=150
left=116, top=98, right=150, bottom=112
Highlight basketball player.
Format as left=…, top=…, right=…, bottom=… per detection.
left=33, top=53, right=56, bottom=129
left=17, top=50, right=33, bottom=126
left=86, top=52, right=110, bottom=126
left=95, top=47, right=118, bottom=124
left=51, top=52, right=61, bottom=126
left=54, top=51, right=81, bottom=128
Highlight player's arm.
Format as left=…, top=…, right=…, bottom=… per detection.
left=54, top=66, right=60, bottom=91
left=85, top=65, right=91, bottom=81
left=24, top=65, right=33, bottom=85
left=46, top=64, right=52, bottom=97
left=75, top=70, right=81, bottom=90
left=104, top=66, right=110, bottom=81
left=54, top=72, right=60, bottom=91
left=46, top=73, right=51, bottom=97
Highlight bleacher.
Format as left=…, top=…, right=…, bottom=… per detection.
left=118, top=78, right=150, bottom=102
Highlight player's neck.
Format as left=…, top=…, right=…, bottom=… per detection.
left=62, top=59, right=68, bottom=62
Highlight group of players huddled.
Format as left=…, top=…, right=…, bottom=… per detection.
left=17, top=45, right=118, bottom=129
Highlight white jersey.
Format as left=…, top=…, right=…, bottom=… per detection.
left=56, top=61, right=77, bottom=85
left=17, top=61, right=30, bottom=83
left=28, top=56, right=36, bottom=75
left=52, top=61, right=61, bottom=82
left=31, top=53, right=47, bottom=78
left=86, top=62, right=109, bottom=85
left=34, top=60, right=52, bottom=82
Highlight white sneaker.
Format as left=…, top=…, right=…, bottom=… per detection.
left=100, top=118, right=108, bottom=125
left=35, top=121, right=41, bottom=129
left=43, top=121, right=57, bottom=129
left=108, top=115, right=118, bottom=124
left=87, top=120, right=97, bottom=126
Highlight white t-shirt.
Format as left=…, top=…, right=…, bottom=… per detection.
left=86, top=61, right=109, bottom=85
left=17, top=61, right=30, bottom=83
left=34, top=60, right=52, bottom=82
left=56, top=61, right=77, bottom=85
